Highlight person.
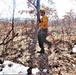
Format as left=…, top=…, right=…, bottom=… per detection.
left=37, top=8, right=52, bottom=53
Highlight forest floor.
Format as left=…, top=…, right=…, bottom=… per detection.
left=0, top=25, right=76, bottom=75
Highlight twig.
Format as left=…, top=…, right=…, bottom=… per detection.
left=0, top=33, right=18, bottom=45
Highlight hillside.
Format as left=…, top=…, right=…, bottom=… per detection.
left=0, top=20, right=76, bottom=75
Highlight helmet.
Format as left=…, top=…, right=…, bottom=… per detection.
left=40, top=8, right=45, bottom=12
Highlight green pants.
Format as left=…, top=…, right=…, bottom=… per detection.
left=38, top=28, right=51, bottom=51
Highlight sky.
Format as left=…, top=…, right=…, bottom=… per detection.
left=0, top=0, right=76, bottom=19
left=53, top=0, right=76, bottom=18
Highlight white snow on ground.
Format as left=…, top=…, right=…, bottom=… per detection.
left=42, top=69, right=47, bottom=73
left=72, top=45, right=76, bottom=52
left=0, top=60, right=40, bottom=75
left=32, top=67, right=40, bottom=75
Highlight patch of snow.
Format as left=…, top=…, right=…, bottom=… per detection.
left=72, top=45, right=76, bottom=52
left=32, top=67, right=40, bottom=74
left=0, top=60, right=40, bottom=75
left=43, top=69, right=48, bottom=73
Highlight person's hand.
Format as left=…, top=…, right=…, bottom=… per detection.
left=39, top=18, right=43, bottom=23
left=39, top=18, right=41, bottom=23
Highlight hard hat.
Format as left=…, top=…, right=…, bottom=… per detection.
left=40, top=8, right=45, bottom=12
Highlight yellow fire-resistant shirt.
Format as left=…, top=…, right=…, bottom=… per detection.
left=39, top=15, right=48, bottom=28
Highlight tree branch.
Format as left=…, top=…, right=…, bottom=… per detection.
left=28, top=0, right=37, bottom=9
left=0, top=33, right=18, bottom=45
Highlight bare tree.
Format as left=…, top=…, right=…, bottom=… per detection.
left=0, top=0, right=18, bottom=61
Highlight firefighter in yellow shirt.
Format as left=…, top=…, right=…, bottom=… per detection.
left=37, top=8, right=52, bottom=53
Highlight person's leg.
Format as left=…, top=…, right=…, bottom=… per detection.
left=37, top=32, right=45, bottom=53
left=42, top=30, right=52, bottom=49
left=44, top=40, right=52, bottom=49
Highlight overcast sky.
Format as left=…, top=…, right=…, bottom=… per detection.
left=0, top=0, right=76, bottom=19
left=53, top=0, right=76, bottom=18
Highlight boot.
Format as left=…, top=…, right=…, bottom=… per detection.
left=48, top=43, right=52, bottom=49
left=37, top=49, right=45, bottom=53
